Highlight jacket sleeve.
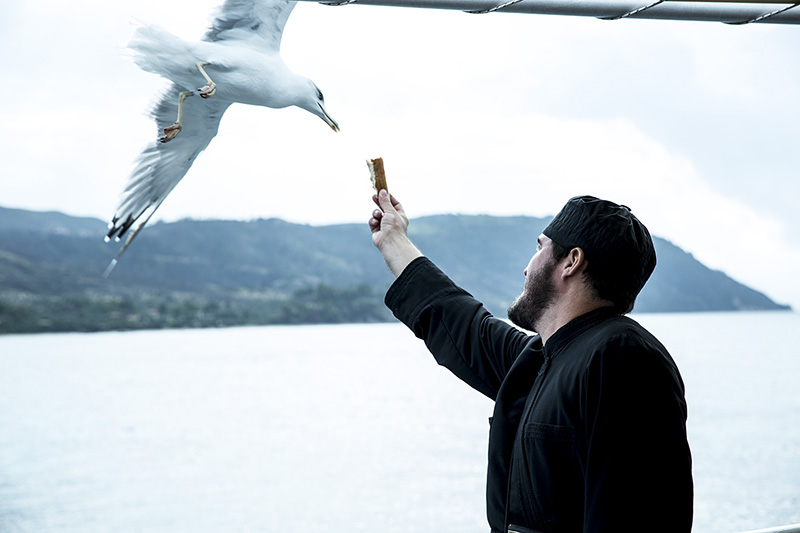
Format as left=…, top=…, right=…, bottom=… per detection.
left=581, top=335, right=694, bottom=532
left=385, top=256, right=532, bottom=400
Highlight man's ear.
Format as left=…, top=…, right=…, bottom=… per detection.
left=561, top=247, right=588, bottom=280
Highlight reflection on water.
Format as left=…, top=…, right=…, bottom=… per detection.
left=0, top=313, right=798, bottom=532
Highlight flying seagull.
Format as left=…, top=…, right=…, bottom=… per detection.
left=104, top=0, right=339, bottom=276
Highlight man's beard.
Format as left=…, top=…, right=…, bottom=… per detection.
left=507, top=258, right=557, bottom=333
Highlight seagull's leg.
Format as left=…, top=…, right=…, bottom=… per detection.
left=161, top=90, right=193, bottom=143
left=195, top=61, right=217, bottom=99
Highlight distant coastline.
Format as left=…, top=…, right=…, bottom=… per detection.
left=0, top=206, right=790, bottom=334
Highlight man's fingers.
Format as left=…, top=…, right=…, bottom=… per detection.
left=369, top=210, right=382, bottom=230
left=389, top=195, right=405, bottom=216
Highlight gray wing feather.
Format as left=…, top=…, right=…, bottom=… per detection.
left=107, top=83, right=231, bottom=240
left=203, top=0, right=296, bottom=52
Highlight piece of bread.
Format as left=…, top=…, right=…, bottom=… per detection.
left=367, top=157, right=388, bottom=195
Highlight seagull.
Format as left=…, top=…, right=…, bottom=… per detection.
left=104, top=0, right=339, bottom=277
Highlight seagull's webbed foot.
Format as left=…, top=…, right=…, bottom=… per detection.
left=198, top=81, right=217, bottom=99
left=160, top=90, right=193, bottom=143
left=161, top=123, right=182, bottom=143
left=195, top=61, right=217, bottom=99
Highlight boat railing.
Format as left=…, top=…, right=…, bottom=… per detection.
left=295, top=0, right=800, bottom=25
left=740, top=525, right=800, bottom=533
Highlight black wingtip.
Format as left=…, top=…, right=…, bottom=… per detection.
left=106, top=215, right=136, bottom=242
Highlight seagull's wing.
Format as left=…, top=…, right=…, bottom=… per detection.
left=107, top=84, right=231, bottom=243
left=203, top=0, right=296, bottom=52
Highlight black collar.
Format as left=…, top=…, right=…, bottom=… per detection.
left=543, top=306, right=619, bottom=359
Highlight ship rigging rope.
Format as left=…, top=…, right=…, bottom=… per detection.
left=464, top=0, right=527, bottom=14
left=727, top=1, right=800, bottom=23
left=597, top=0, right=664, bottom=20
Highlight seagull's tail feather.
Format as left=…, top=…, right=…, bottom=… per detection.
left=129, top=24, right=197, bottom=83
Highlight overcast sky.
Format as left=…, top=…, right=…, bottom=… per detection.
left=1, top=0, right=799, bottom=309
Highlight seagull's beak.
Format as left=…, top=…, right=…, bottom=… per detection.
left=318, top=104, right=340, bottom=132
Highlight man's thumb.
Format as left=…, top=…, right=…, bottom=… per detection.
left=378, top=189, right=394, bottom=212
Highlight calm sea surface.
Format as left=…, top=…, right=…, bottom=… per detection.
left=0, top=312, right=798, bottom=533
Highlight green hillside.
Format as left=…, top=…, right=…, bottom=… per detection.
left=0, top=206, right=789, bottom=334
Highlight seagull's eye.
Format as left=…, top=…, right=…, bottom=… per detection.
left=316, top=89, right=324, bottom=101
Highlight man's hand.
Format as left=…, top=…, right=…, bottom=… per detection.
left=369, top=190, right=408, bottom=248
left=369, top=190, right=423, bottom=278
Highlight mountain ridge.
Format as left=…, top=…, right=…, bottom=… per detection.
left=0, top=206, right=790, bottom=334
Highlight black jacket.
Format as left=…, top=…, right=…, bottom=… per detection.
left=386, top=257, right=693, bottom=533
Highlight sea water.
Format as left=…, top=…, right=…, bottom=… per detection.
left=0, top=312, right=798, bottom=533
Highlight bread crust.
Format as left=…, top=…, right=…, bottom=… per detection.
left=367, top=157, right=388, bottom=195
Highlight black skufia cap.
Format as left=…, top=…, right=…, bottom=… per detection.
left=543, top=195, right=656, bottom=297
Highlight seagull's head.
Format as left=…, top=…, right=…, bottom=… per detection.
left=298, top=80, right=339, bottom=133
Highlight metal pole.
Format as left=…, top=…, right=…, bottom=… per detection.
left=739, top=526, right=800, bottom=533
left=295, top=0, right=800, bottom=24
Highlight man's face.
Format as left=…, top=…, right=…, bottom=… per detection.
left=507, top=235, right=559, bottom=333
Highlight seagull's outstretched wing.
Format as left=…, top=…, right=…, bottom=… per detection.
left=107, top=83, right=231, bottom=249
left=204, top=0, right=296, bottom=52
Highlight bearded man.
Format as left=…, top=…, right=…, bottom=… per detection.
left=369, top=191, right=693, bottom=533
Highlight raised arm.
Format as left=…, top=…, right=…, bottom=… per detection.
left=368, top=189, right=423, bottom=278
left=368, top=190, right=538, bottom=399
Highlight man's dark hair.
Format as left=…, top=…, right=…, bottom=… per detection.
left=550, top=241, right=638, bottom=315
left=544, top=196, right=656, bottom=315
